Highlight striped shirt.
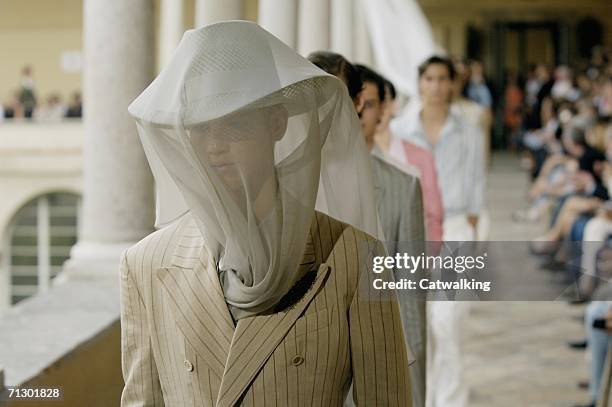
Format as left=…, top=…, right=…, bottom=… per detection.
left=391, top=109, right=485, bottom=217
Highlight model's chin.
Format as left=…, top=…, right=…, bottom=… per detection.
left=212, top=168, right=240, bottom=188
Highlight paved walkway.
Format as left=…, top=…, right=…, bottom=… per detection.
left=465, top=153, right=590, bottom=407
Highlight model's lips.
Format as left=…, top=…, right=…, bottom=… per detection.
left=210, top=162, right=236, bottom=174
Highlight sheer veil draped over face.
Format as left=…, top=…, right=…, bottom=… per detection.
left=128, top=21, right=380, bottom=320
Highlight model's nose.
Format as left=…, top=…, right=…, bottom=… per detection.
left=206, top=131, right=229, bottom=156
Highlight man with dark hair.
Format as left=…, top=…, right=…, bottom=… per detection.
left=353, top=64, right=387, bottom=148
left=418, top=56, right=456, bottom=83
left=392, top=55, right=486, bottom=407
left=307, top=51, right=363, bottom=104
left=309, top=51, right=427, bottom=407
left=354, top=63, right=428, bottom=407
left=355, top=64, right=386, bottom=103
left=394, top=55, right=484, bottom=233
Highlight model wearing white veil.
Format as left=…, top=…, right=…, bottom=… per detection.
left=121, top=22, right=412, bottom=406
left=128, top=21, right=380, bottom=320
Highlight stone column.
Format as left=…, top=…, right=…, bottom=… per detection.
left=353, top=0, right=374, bottom=67
left=298, top=0, right=330, bottom=56
left=330, top=0, right=353, bottom=59
left=258, top=0, right=298, bottom=49
left=195, top=0, right=243, bottom=28
left=64, top=0, right=155, bottom=279
left=158, top=0, right=184, bottom=70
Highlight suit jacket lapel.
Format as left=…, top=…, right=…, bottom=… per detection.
left=216, top=262, right=330, bottom=407
left=155, top=217, right=235, bottom=380
left=156, top=214, right=327, bottom=405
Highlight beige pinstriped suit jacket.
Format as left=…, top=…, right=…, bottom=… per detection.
left=119, top=211, right=412, bottom=406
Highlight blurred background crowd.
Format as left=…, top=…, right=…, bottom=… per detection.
left=0, top=65, right=81, bottom=121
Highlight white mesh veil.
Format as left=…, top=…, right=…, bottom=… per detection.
left=128, top=21, right=379, bottom=319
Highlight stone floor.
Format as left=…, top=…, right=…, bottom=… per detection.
left=465, top=153, right=590, bottom=407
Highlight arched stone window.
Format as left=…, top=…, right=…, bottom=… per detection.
left=5, top=192, right=80, bottom=305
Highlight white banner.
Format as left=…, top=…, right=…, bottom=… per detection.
left=359, top=0, right=439, bottom=98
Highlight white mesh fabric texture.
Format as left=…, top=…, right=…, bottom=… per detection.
left=129, top=21, right=380, bottom=319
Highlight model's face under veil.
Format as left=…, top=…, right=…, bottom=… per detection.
left=189, top=106, right=287, bottom=220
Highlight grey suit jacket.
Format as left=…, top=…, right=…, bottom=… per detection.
left=119, top=211, right=412, bottom=406
left=371, top=155, right=427, bottom=407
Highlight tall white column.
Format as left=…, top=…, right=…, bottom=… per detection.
left=258, top=0, right=298, bottom=49
left=64, top=0, right=155, bottom=279
left=195, top=0, right=243, bottom=28
left=353, top=0, right=374, bottom=67
left=330, top=0, right=353, bottom=59
left=158, top=0, right=184, bottom=70
left=298, top=0, right=330, bottom=56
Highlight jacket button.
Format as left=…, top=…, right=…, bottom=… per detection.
left=184, top=359, right=194, bottom=372
left=291, top=355, right=304, bottom=366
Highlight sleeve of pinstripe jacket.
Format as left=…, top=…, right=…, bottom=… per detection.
left=349, top=241, right=412, bottom=406
left=119, top=250, right=165, bottom=407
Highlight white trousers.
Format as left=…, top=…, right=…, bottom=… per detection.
left=426, top=214, right=474, bottom=407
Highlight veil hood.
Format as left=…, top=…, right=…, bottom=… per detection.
left=129, top=21, right=380, bottom=319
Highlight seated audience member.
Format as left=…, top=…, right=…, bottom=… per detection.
left=522, top=96, right=562, bottom=178
left=530, top=126, right=609, bottom=253
left=3, top=91, right=24, bottom=119
left=65, top=91, right=82, bottom=118
left=33, top=93, right=66, bottom=122
left=520, top=53, right=612, bottom=407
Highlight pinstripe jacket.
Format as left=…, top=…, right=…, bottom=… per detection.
left=371, top=155, right=427, bottom=407
left=119, top=211, right=412, bottom=407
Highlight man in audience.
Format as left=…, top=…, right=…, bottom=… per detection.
left=530, top=126, right=609, bottom=254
